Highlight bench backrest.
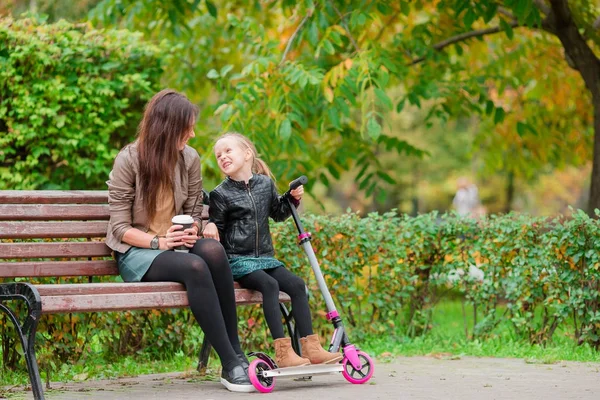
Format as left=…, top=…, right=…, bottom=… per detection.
left=0, top=190, right=206, bottom=280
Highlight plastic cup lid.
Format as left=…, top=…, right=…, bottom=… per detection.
left=172, top=215, right=194, bottom=224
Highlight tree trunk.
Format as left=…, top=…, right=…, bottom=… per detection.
left=543, top=0, right=600, bottom=215
left=590, top=101, right=600, bottom=215
left=505, top=170, right=514, bottom=213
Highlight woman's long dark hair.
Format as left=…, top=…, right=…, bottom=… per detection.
left=137, top=89, right=199, bottom=221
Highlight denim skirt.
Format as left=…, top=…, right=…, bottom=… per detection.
left=115, top=247, right=166, bottom=282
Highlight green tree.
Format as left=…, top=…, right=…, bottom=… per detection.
left=90, top=0, right=595, bottom=212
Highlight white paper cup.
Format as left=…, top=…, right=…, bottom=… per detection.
left=171, top=215, right=194, bottom=252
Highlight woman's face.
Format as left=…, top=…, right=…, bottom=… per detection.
left=178, top=125, right=195, bottom=151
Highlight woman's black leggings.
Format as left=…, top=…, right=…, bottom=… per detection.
left=143, top=239, right=242, bottom=370
left=236, top=267, right=313, bottom=339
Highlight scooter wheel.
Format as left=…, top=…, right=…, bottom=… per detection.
left=342, top=351, right=375, bottom=384
left=248, top=359, right=275, bottom=393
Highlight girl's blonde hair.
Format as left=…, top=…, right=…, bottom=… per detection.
left=215, top=132, right=274, bottom=180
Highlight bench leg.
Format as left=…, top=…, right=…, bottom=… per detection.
left=280, top=302, right=301, bottom=355
left=0, top=283, right=44, bottom=400
left=197, top=336, right=212, bottom=375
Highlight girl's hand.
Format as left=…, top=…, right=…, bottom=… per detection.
left=163, top=224, right=198, bottom=250
left=202, top=222, right=220, bottom=241
left=290, top=185, right=304, bottom=201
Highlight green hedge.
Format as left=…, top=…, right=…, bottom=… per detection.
left=0, top=16, right=164, bottom=189
left=2, top=211, right=600, bottom=376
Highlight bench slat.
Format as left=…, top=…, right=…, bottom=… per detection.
left=0, top=221, right=108, bottom=239
left=0, top=191, right=108, bottom=204
left=0, top=204, right=110, bottom=221
left=40, top=289, right=281, bottom=314
left=34, top=282, right=255, bottom=296
left=0, top=242, right=112, bottom=259
left=36, top=282, right=185, bottom=296
left=0, top=260, right=118, bottom=278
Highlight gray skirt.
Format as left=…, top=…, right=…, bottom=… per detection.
left=115, top=247, right=166, bottom=282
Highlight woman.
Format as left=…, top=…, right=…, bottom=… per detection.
left=105, top=89, right=252, bottom=392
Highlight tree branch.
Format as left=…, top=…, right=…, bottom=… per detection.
left=409, top=21, right=520, bottom=66
left=279, top=12, right=312, bottom=66
left=497, top=6, right=517, bottom=21
left=533, top=0, right=551, bottom=16
left=330, top=1, right=361, bottom=53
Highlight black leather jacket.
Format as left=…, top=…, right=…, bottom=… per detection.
left=209, top=174, right=298, bottom=258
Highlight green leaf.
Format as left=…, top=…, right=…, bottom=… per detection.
left=400, top=1, right=411, bottom=16
left=483, top=4, right=498, bottom=23
left=214, top=103, right=229, bottom=116
left=220, top=64, right=234, bottom=77
left=206, top=69, right=220, bottom=79
left=367, top=117, right=382, bottom=140
left=516, top=121, right=527, bottom=137
left=205, top=0, right=217, bottom=18
left=375, top=88, right=393, bottom=111
left=463, top=8, right=477, bottom=27
left=377, top=171, right=395, bottom=184
left=279, top=118, right=292, bottom=140
left=322, top=40, right=335, bottom=55
left=396, top=98, right=407, bottom=113
left=500, top=19, right=514, bottom=40
left=221, top=104, right=234, bottom=121
left=308, top=21, right=319, bottom=45
left=494, top=107, right=505, bottom=124
left=485, top=100, right=494, bottom=116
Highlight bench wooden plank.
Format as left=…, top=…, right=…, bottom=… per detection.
left=33, top=282, right=282, bottom=297
left=0, top=242, right=112, bottom=259
left=0, top=204, right=110, bottom=221
left=0, top=260, right=118, bottom=278
left=40, top=289, right=277, bottom=313
left=0, top=191, right=109, bottom=204
left=35, top=282, right=185, bottom=296
left=0, top=221, right=108, bottom=239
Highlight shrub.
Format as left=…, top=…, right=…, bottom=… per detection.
left=0, top=16, right=164, bottom=189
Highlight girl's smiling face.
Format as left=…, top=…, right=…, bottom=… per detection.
left=214, top=137, right=253, bottom=181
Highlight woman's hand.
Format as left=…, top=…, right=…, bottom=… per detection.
left=290, top=185, right=304, bottom=201
left=202, top=222, right=220, bottom=241
left=162, top=224, right=199, bottom=250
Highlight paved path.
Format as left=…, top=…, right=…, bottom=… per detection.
left=3, top=356, right=600, bottom=399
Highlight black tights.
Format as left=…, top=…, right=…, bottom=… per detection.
left=143, top=239, right=242, bottom=370
left=236, top=267, right=313, bottom=339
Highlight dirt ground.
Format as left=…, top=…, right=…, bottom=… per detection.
left=3, top=355, right=599, bottom=400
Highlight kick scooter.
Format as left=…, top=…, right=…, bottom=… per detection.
left=247, top=176, right=375, bottom=393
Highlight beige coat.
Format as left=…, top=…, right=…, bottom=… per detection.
left=106, top=142, right=203, bottom=254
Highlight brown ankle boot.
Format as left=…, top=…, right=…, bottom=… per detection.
left=274, top=337, right=310, bottom=368
left=300, top=334, right=343, bottom=364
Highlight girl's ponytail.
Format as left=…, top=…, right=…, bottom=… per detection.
left=253, top=157, right=274, bottom=180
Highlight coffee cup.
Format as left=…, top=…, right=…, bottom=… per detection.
left=171, top=215, right=194, bottom=252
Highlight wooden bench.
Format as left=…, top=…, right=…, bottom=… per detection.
left=0, top=190, right=299, bottom=400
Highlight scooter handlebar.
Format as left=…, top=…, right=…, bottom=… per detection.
left=289, top=175, right=308, bottom=190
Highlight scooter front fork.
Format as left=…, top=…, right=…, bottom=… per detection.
left=327, top=315, right=362, bottom=371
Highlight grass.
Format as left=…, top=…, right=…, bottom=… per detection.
left=2, top=300, right=600, bottom=397
left=362, top=300, right=600, bottom=364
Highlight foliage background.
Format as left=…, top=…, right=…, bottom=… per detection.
left=0, top=1, right=595, bottom=216
left=0, top=16, right=164, bottom=189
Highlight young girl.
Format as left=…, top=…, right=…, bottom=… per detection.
left=204, top=132, right=342, bottom=368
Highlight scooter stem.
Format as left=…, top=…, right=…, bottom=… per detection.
left=286, top=197, right=337, bottom=315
